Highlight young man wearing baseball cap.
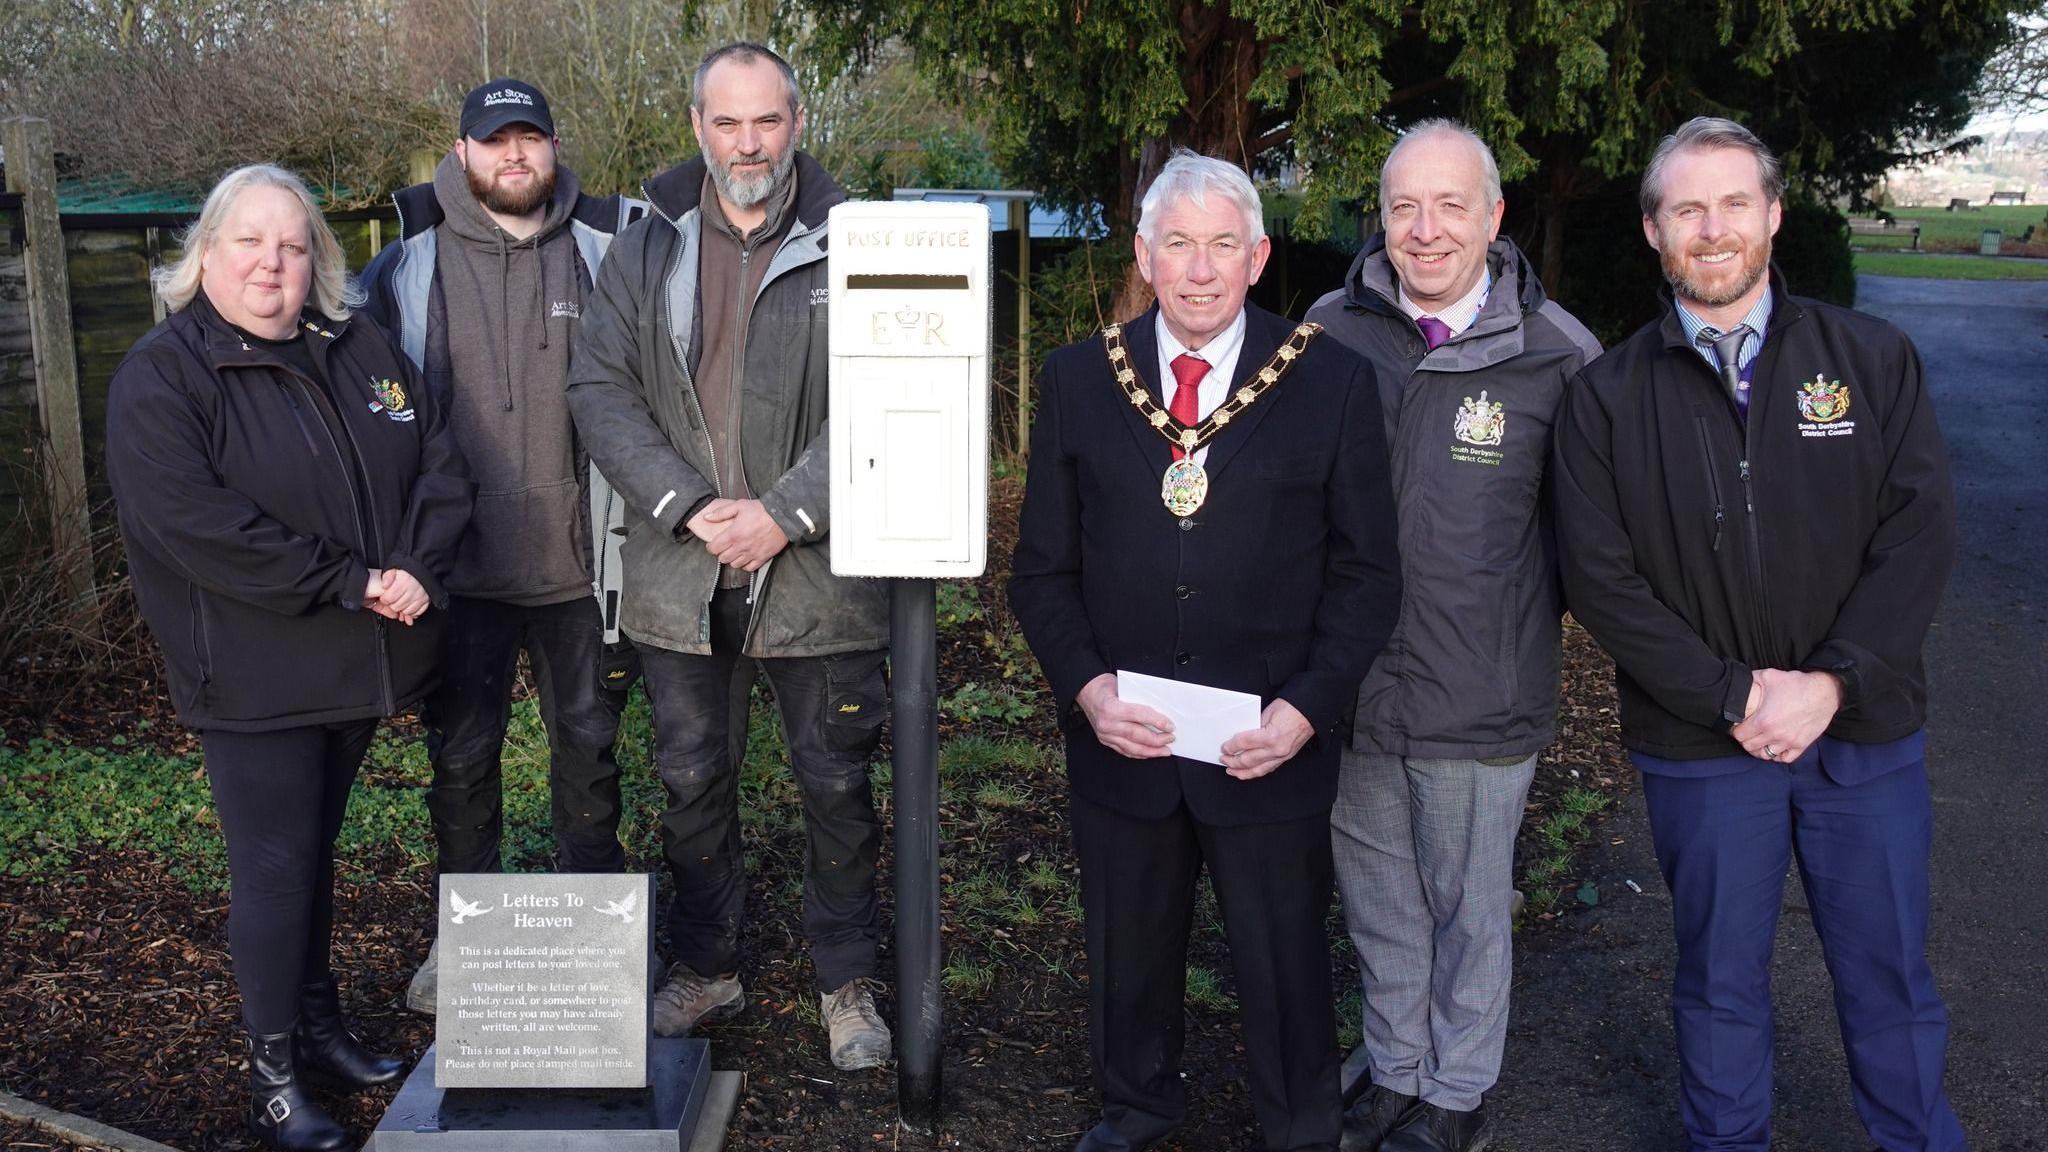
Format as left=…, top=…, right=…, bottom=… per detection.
left=362, top=79, right=648, bottom=1013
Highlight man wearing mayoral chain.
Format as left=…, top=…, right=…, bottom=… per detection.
left=1010, top=150, right=1404, bottom=1152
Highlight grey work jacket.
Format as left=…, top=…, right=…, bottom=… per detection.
left=1307, top=237, right=1601, bottom=759
left=565, top=153, right=887, bottom=658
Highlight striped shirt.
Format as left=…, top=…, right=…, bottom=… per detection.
left=1675, top=286, right=1773, bottom=375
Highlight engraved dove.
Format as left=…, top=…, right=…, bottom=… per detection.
left=448, top=889, right=494, bottom=925
left=594, top=891, right=638, bottom=924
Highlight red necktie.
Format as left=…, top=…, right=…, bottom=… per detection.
left=1169, top=353, right=1206, bottom=461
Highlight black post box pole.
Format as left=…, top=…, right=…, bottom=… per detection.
left=892, top=577, right=942, bottom=1130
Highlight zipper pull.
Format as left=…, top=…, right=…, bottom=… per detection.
left=1738, top=459, right=1754, bottom=514
left=1712, top=509, right=1724, bottom=552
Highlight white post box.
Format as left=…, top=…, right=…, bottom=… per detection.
left=828, top=202, right=991, bottom=577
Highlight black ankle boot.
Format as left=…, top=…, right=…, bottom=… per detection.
left=246, top=1027, right=351, bottom=1152
left=295, top=979, right=406, bottom=1089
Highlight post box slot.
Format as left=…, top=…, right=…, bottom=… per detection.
left=846, top=274, right=971, bottom=291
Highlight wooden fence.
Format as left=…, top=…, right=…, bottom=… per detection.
left=0, top=190, right=396, bottom=555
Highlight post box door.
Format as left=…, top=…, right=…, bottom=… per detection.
left=838, top=356, right=974, bottom=566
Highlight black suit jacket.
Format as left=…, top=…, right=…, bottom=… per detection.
left=1009, top=304, right=1403, bottom=827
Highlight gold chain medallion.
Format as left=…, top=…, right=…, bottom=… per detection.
left=1161, top=457, right=1209, bottom=516
left=1101, top=321, right=1322, bottom=516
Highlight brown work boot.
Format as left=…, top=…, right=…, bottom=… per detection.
left=651, top=962, right=744, bottom=1037
left=820, top=978, right=892, bottom=1071
left=404, top=937, right=437, bottom=1016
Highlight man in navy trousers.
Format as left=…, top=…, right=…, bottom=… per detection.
left=1552, top=116, right=1966, bottom=1150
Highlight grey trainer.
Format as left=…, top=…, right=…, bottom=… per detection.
left=820, top=978, right=891, bottom=1071
left=652, top=963, right=744, bottom=1036
left=405, top=937, right=438, bottom=1016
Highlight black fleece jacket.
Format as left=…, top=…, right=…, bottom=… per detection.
left=1552, top=270, right=1955, bottom=759
left=106, top=295, right=474, bottom=732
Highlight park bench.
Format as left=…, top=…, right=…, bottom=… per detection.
left=1947, top=197, right=1973, bottom=211
left=1848, top=217, right=1921, bottom=249
left=1989, top=189, right=2027, bottom=206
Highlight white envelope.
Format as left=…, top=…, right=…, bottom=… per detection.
left=1114, top=670, right=1264, bottom=767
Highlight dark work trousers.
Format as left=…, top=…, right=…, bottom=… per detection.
left=1643, top=758, right=1965, bottom=1152
left=423, top=595, right=628, bottom=874
left=1071, top=792, right=1342, bottom=1152
left=637, top=588, right=886, bottom=992
left=202, top=720, right=378, bottom=1033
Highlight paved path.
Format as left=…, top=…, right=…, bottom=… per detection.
left=1487, top=276, right=2048, bottom=1150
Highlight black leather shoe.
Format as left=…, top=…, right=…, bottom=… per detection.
left=246, top=1027, right=352, bottom=1151
left=294, top=979, right=407, bottom=1088
left=1380, top=1102, right=1491, bottom=1152
left=1341, top=1084, right=1422, bottom=1152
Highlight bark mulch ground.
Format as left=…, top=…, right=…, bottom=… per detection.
left=0, top=478, right=1626, bottom=1150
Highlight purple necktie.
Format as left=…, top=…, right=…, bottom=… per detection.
left=1417, top=315, right=1452, bottom=351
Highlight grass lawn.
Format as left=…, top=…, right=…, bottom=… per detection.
left=1850, top=203, right=2048, bottom=252
left=1854, top=251, right=2048, bottom=280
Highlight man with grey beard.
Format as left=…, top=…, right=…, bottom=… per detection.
left=362, top=78, right=647, bottom=1015
left=567, top=42, right=893, bottom=1072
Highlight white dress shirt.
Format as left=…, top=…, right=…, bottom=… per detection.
left=1396, top=269, right=1492, bottom=338
left=1153, top=310, right=1248, bottom=467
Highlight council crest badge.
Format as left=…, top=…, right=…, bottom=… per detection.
left=367, top=377, right=416, bottom=422
left=1453, top=390, right=1506, bottom=447
left=1795, top=374, right=1851, bottom=423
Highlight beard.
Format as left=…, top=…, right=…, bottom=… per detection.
left=1661, top=238, right=1770, bottom=308
left=708, top=144, right=796, bottom=210
left=467, top=162, right=557, bottom=218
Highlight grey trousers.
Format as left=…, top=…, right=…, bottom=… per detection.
left=1331, top=749, right=1536, bottom=1110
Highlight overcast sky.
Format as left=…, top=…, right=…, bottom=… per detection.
left=1970, top=107, right=2048, bottom=135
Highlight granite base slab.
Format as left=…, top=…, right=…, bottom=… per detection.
left=368, top=1037, right=713, bottom=1151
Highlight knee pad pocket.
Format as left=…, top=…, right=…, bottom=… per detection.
left=817, top=650, right=888, bottom=761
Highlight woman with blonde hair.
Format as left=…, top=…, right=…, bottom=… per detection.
left=106, top=164, right=472, bottom=1150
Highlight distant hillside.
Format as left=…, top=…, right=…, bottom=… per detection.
left=1881, top=130, right=2048, bottom=207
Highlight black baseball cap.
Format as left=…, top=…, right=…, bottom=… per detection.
left=460, top=78, right=555, bottom=140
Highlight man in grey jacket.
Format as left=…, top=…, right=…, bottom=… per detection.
left=361, top=79, right=647, bottom=1014
left=1306, top=120, right=1601, bottom=1152
left=566, top=42, right=893, bottom=1073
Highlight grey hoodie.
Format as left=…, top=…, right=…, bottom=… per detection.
left=430, top=152, right=590, bottom=605
left=1308, top=237, right=1601, bottom=759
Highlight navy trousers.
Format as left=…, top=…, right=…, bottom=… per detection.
left=1070, top=794, right=1341, bottom=1152
left=1641, top=757, right=1965, bottom=1152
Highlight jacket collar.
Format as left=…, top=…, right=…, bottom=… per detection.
left=183, top=291, right=348, bottom=368
left=1342, top=234, right=1546, bottom=325
left=391, top=164, right=621, bottom=242
left=641, top=151, right=844, bottom=232
left=1657, top=264, right=1805, bottom=352
left=1340, top=235, right=1541, bottom=371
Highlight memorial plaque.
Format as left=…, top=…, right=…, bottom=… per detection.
left=435, top=873, right=652, bottom=1089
